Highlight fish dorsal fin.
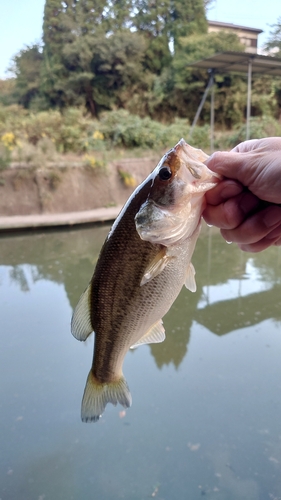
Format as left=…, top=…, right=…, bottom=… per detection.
left=130, top=320, right=165, bottom=349
left=71, top=284, right=93, bottom=341
left=185, top=262, right=196, bottom=292
left=140, top=248, right=173, bottom=286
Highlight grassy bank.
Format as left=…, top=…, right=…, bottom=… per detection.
left=1, top=105, right=281, bottom=172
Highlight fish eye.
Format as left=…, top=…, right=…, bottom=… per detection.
left=159, top=166, right=172, bottom=181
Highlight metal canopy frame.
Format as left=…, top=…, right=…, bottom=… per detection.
left=188, top=51, right=281, bottom=151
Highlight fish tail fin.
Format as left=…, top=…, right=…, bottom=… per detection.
left=81, top=371, right=132, bottom=423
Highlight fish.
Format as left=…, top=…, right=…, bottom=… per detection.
left=71, top=139, right=220, bottom=422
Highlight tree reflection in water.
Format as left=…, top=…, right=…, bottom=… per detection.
left=1, top=224, right=281, bottom=370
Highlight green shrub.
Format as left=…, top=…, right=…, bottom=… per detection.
left=188, top=124, right=211, bottom=150
left=1, top=104, right=280, bottom=160
left=98, top=110, right=163, bottom=148
left=227, top=116, right=281, bottom=148
left=97, top=110, right=209, bottom=150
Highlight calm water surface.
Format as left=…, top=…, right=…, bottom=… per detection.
left=1, top=224, right=281, bottom=500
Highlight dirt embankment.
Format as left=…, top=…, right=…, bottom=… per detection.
left=0, top=157, right=158, bottom=216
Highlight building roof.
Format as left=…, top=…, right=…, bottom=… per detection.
left=188, top=51, right=281, bottom=77
left=208, top=20, right=263, bottom=34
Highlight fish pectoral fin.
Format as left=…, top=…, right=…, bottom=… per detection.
left=71, top=284, right=93, bottom=341
left=185, top=262, right=197, bottom=292
left=140, top=248, right=173, bottom=286
left=81, top=371, right=132, bottom=423
left=130, top=319, right=165, bottom=349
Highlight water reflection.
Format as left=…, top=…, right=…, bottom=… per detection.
left=1, top=225, right=281, bottom=370
left=1, top=224, right=281, bottom=499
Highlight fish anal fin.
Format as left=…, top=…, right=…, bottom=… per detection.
left=130, top=319, right=165, bottom=349
left=81, top=371, right=132, bottom=423
left=71, top=284, right=93, bottom=341
left=141, top=248, right=173, bottom=286
left=185, top=262, right=197, bottom=292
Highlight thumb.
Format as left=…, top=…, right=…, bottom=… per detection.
left=205, top=151, right=252, bottom=186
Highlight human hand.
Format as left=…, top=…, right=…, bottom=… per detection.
left=203, top=137, right=281, bottom=252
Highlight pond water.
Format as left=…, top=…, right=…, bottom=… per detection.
left=1, top=224, right=281, bottom=500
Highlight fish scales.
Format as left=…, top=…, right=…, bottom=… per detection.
left=90, top=186, right=161, bottom=383
left=71, top=139, right=220, bottom=422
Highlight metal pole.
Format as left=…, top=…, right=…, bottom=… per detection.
left=246, top=59, right=252, bottom=141
left=210, top=71, right=215, bottom=153
left=189, top=72, right=214, bottom=140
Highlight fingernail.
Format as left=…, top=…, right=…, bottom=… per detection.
left=263, top=207, right=281, bottom=228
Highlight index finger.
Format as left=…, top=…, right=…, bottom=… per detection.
left=205, top=179, right=243, bottom=206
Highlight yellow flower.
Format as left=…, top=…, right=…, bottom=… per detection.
left=93, top=130, right=104, bottom=141
left=118, top=169, right=137, bottom=188
left=124, top=176, right=137, bottom=188
left=1, top=132, right=16, bottom=149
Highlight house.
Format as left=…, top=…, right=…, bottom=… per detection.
left=208, top=20, right=263, bottom=54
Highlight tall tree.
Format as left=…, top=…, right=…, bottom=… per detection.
left=264, top=16, right=281, bottom=56
left=132, top=0, right=208, bottom=71
left=41, top=0, right=147, bottom=114
left=42, top=0, right=75, bottom=56
left=168, top=0, right=207, bottom=47
left=148, top=31, right=245, bottom=123
left=10, top=44, right=43, bottom=108
left=39, top=0, right=212, bottom=116
left=41, top=0, right=74, bottom=107
left=62, top=29, right=147, bottom=114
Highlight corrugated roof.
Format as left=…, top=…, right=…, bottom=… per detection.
left=188, top=51, right=281, bottom=76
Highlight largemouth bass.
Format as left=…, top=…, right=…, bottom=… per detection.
left=71, top=139, right=219, bottom=422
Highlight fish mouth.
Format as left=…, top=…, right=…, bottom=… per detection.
left=135, top=139, right=221, bottom=246
left=174, top=139, right=220, bottom=191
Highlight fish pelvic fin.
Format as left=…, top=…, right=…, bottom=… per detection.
left=185, top=262, right=196, bottom=292
left=71, top=284, right=93, bottom=341
left=130, top=319, right=165, bottom=349
left=81, top=371, right=132, bottom=423
left=141, top=248, right=174, bottom=286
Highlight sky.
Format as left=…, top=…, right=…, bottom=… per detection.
left=0, top=0, right=279, bottom=79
